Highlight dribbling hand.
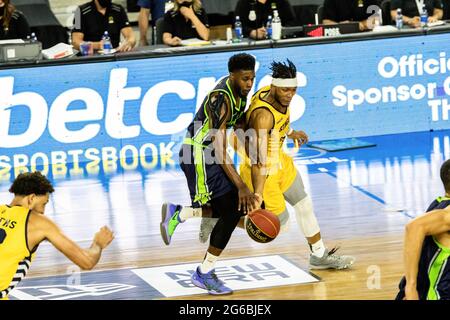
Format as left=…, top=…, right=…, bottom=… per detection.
left=238, top=186, right=259, bottom=214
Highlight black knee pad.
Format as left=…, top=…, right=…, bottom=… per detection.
left=208, top=190, right=244, bottom=250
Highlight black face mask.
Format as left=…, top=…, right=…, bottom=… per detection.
left=179, top=1, right=192, bottom=8
left=97, top=0, right=112, bottom=8
left=0, top=6, right=5, bottom=17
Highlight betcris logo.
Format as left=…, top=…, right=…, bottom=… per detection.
left=0, top=60, right=307, bottom=180
left=0, top=68, right=204, bottom=147
left=0, top=67, right=307, bottom=148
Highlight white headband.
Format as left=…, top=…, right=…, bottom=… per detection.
left=271, top=77, right=298, bottom=87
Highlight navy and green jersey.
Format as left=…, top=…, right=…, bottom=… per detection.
left=179, top=76, right=247, bottom=206
left=396, top=197, right=450, bottom=300
left=184, top=76, right=246, bottom=148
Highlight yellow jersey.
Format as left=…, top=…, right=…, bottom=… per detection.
left=0, top=205, right=34, bottom=299
left=244, top=85, right=291, bottom=172
left=238, top=86, right=297, bottom=215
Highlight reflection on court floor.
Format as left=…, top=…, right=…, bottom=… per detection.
left=2, top=130, right=449, bottom=300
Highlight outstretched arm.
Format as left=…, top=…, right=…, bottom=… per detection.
left=403, top=207, right=450, bottom=299
left=29, top=214, right=114, bottom=270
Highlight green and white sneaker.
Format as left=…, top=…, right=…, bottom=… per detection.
left=309, top=247, right=355, bottom=270
left=160, top=203, right=183, bottom=245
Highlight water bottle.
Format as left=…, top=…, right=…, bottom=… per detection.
left=266, top=15, right=273, bottom=39
left=420, top=4, right=428, bottom=27
left=102, top=31, right=112, bottom=54
left=234, top=16, right=243, bottom=42
left=30, top=32, right=37, bottom=42
left=272, top=10, right=282, bottom=40
left=396, top=8, right=403, bottom=29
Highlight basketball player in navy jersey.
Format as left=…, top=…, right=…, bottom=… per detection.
left=397, top=159, right=450, bottom=300
left=160, top=53, right=261, bottom=295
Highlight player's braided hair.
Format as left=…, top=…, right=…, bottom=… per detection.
left=270, top=59, right=297, bottom=79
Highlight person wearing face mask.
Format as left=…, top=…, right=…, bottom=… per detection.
left=234, top=0, right=296, bottom=40
left=0, top=0, right=30, bottom=40
left=0, top=172, right=114, bottom=300
left=322, top=0, right=383, bottom=31
left=390, top=0, right=443, bottom=28
left=162, top=0, right=210, bottom=46
left=72, top=0, right=136, bottom=53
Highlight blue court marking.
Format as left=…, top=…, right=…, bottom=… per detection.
left=398, top=211, right=416, bottom=219
left=323, top=170, right=416, bottom=219
left=324, top=171, right=386, bottom=205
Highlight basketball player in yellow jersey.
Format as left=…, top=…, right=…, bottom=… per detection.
left=238, top=59, right=355, bottom=269
left=0, top=172, right=114, bottom=300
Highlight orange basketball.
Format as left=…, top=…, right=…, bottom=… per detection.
left=245, top=209, right=280, bottom=243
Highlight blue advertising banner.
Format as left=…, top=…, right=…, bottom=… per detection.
left=1, top=33, right=449, bottom=181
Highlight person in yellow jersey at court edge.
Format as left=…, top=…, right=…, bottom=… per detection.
left=203, top=59, right=356, bottom=270
left=0, top=171, right=114, bottom=300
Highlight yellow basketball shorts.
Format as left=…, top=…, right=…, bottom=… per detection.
left=240, top=152, right=297, bottom=215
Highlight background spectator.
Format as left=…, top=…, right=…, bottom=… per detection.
left=322, top=0, right=382, bottom=31
left=162, top=0, right=209, bottom=46
left=390, top=0, right=443, bottom=27
left=234, top=0, right=297, bottom=40
left=137, top=0, right=165, bottom=46
left=72, top=0, right=136, bottom=52
left=0, top=0, right=30, bottom=40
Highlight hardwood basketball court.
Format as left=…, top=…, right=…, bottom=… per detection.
left=2, top=130, right=444, bottom=300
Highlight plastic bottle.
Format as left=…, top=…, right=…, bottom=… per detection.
left=266, top=15, right=273, bottom=39
left=30, top=32, right=37, bottom=42
left=420, top=4, right=428, bottom=27
left=272, top=10, right=282, bottom=40
left=396, top=8, right=403, bottom=29
left=234, top=16, right=243, bottom=42
left=102, top=31, right=113, bottom=54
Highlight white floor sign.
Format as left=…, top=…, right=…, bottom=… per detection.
left=132, top=255, right=319, bottom=297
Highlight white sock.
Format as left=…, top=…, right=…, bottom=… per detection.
left=179, top=207, right=202, bottom=222
left=199, top=252, right=219, bottom=274
left=310, top=239, right=326, bottom=258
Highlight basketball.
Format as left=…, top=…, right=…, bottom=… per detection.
left=245, top=209, right=280, bottom=243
